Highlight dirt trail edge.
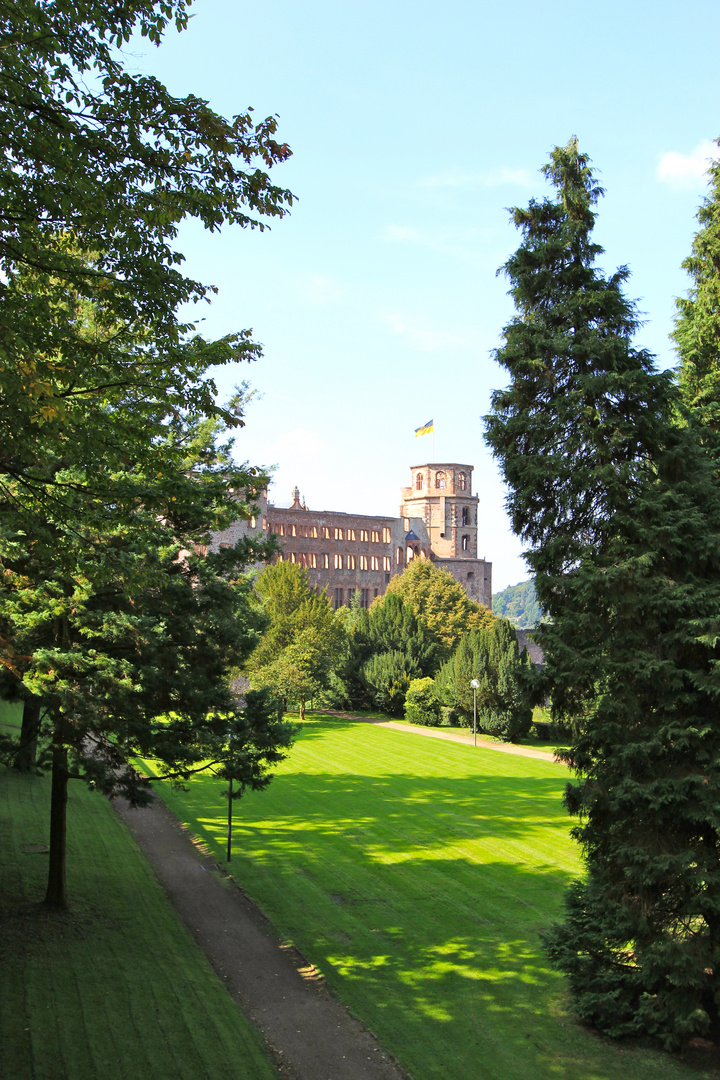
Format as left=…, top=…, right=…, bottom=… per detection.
left=319, top=710, right=559, bottom=762
left=114, top=795, right=409, bottom=1080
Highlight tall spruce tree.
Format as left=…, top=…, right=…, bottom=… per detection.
left=485, top=138, right=720, bottom=1048
left=673, top=140, right=720, bottom=436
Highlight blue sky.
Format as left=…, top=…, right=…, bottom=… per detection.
left=132, top=0, right=720, bottom=590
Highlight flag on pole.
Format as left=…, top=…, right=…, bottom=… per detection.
left=414, top=419, right=434, bottom=437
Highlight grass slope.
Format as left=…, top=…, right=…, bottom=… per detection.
left=145, top=715, right=716, bottom=1080
left=0, top=766, right=277, bottom=1080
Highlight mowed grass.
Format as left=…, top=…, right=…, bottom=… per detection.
left=144, top=715, right=716, bottom=1080
left=0, top=766, right=277, bottom=1080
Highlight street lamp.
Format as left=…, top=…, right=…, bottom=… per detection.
left=470, top=679, right=479, bottom=747
left=227, top=728, right=234, bottom=863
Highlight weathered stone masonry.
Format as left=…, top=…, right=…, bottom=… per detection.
left=210, top=463, right=492, bottom=609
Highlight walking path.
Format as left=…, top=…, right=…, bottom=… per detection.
left=115, top=793, right=408, bottom=1080
left=113, top=712, right=559, bottom=1080
left=319, top=710, right=560, bottom=762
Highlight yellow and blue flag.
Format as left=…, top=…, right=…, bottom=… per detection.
left=414, top=419, right=434, bottom=437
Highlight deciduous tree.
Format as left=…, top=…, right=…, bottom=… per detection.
left=246, top=562, right=346, bottom=717
left=384, top=560, right=493, bottom=654
left=0, top=0, right=295, bottom=906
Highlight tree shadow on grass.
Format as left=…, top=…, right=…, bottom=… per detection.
left=159, top=756, right=688, bottom=1080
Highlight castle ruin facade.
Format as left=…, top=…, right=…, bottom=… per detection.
left=210, top=463, right=492, bottom=609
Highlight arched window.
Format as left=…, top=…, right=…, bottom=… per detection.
left=415, top=472, right=424, bottom=490
left=397, top=546, right=404, bottom=565
left=435, top=471, right=446, bottom=489
left=458, top=472, right=467, bottom=491
left=461, top=507, right=469, bottom=526
left=462, top=535, right=469, bottom=551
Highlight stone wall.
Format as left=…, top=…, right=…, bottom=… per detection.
left=210, top=463, right=493, bottom=610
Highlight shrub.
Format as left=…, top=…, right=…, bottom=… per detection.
left=404, top=678, right=442, bottom=727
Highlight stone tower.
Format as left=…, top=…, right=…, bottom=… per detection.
left=400, top=464, right=479, bottom=561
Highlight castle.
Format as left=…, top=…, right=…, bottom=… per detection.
left=210, top=463, right=492, bottom=609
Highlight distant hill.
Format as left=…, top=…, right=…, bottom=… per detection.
left=492, top=579, right=545, bottom=628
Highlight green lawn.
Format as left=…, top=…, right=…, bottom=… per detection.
left=144, top=713, right=715, bottom=1080
left=0, top=766, right=277, bottom=1080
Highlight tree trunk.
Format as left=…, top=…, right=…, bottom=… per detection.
left=44, top=742, right=68, bottom=909
left=12, top=697, right=41, bottom=771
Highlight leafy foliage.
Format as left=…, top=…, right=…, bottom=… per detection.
left=435, top=618, right=533, bottom=742
left=404, top=677, right=442, bottom=727
left=0, top=0, right=295, bottom=906
left=485, top=138, right=720, bottom=1048
left=343, top=591, right=438, bottom=715
left=491, top=579, right=544, bottom=627
left=383, top=560, right=493, bottom=654
left=246, top=561, right=346, bottom=718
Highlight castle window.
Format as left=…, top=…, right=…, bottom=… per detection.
left=347, top=554, right=356, bottom=570
left=323, top=553, right=329, bottom=569
left=458, top=472, right=467, bottom=491
left=416, top=473, right=424, bottom=490
left=360, top=555, right=369, bottom=571
left=310, top=526, right=318, bottom=538
left=310, top=553, right=317, bottom=568
left=290, top=524, right=297, bottom=537
left=360, top=529, right=369, bottom=542
left=371, top=555, right=379, bottom=570
left=461, top=507, right=469, bottom=526
left=385, top=572, right=390, bottom=584
left=397, top=547, right=404, bottom=565
left=334, top=588, right=344, bottom=609
left=334, top=553, right=343, bottom=570
left=360, top=588, right=371, bottom=608
left=371, top=529, right=380, bottom=543
left=290, top=552, right=297, bottom=563
left=347, top=587, right=355, bottom=605
left=321, top=526, right=331, bottom=539
left=435, top=471, right=446, bottom=489
left=250, top=517, right=256, bottom=529
left=334, top=527, right=344, bottom=540
left=462, top=535, right=469, bottom=551
left=383, top=556, right=391, bottom=571
left=382, top=527, right=391, bottom=543
left=373, top=588, right=379, bottom=598
left=277, top=524, right=285, bottom=536
left=347, top=528, right=356, bottom=541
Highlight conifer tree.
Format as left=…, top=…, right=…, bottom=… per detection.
left=673, top=140, right=720, bottom=436
left=485, top=138, right=720, bottom=1048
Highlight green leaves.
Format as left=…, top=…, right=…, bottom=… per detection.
left=0, top=1, right=294, bottom=902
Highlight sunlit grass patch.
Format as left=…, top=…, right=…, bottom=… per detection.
left=145, top=714, right=711, bottom=1080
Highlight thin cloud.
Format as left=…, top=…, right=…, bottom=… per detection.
left=298, top=273, right=346, bottom=305
left=657, top=140, right=719, bottom=189
left=379, top=308, right=482, bottom=353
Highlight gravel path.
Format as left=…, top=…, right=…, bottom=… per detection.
left=114, top=794, right=409, bottom=1080
left=320, top=710, right=560, bottom=762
